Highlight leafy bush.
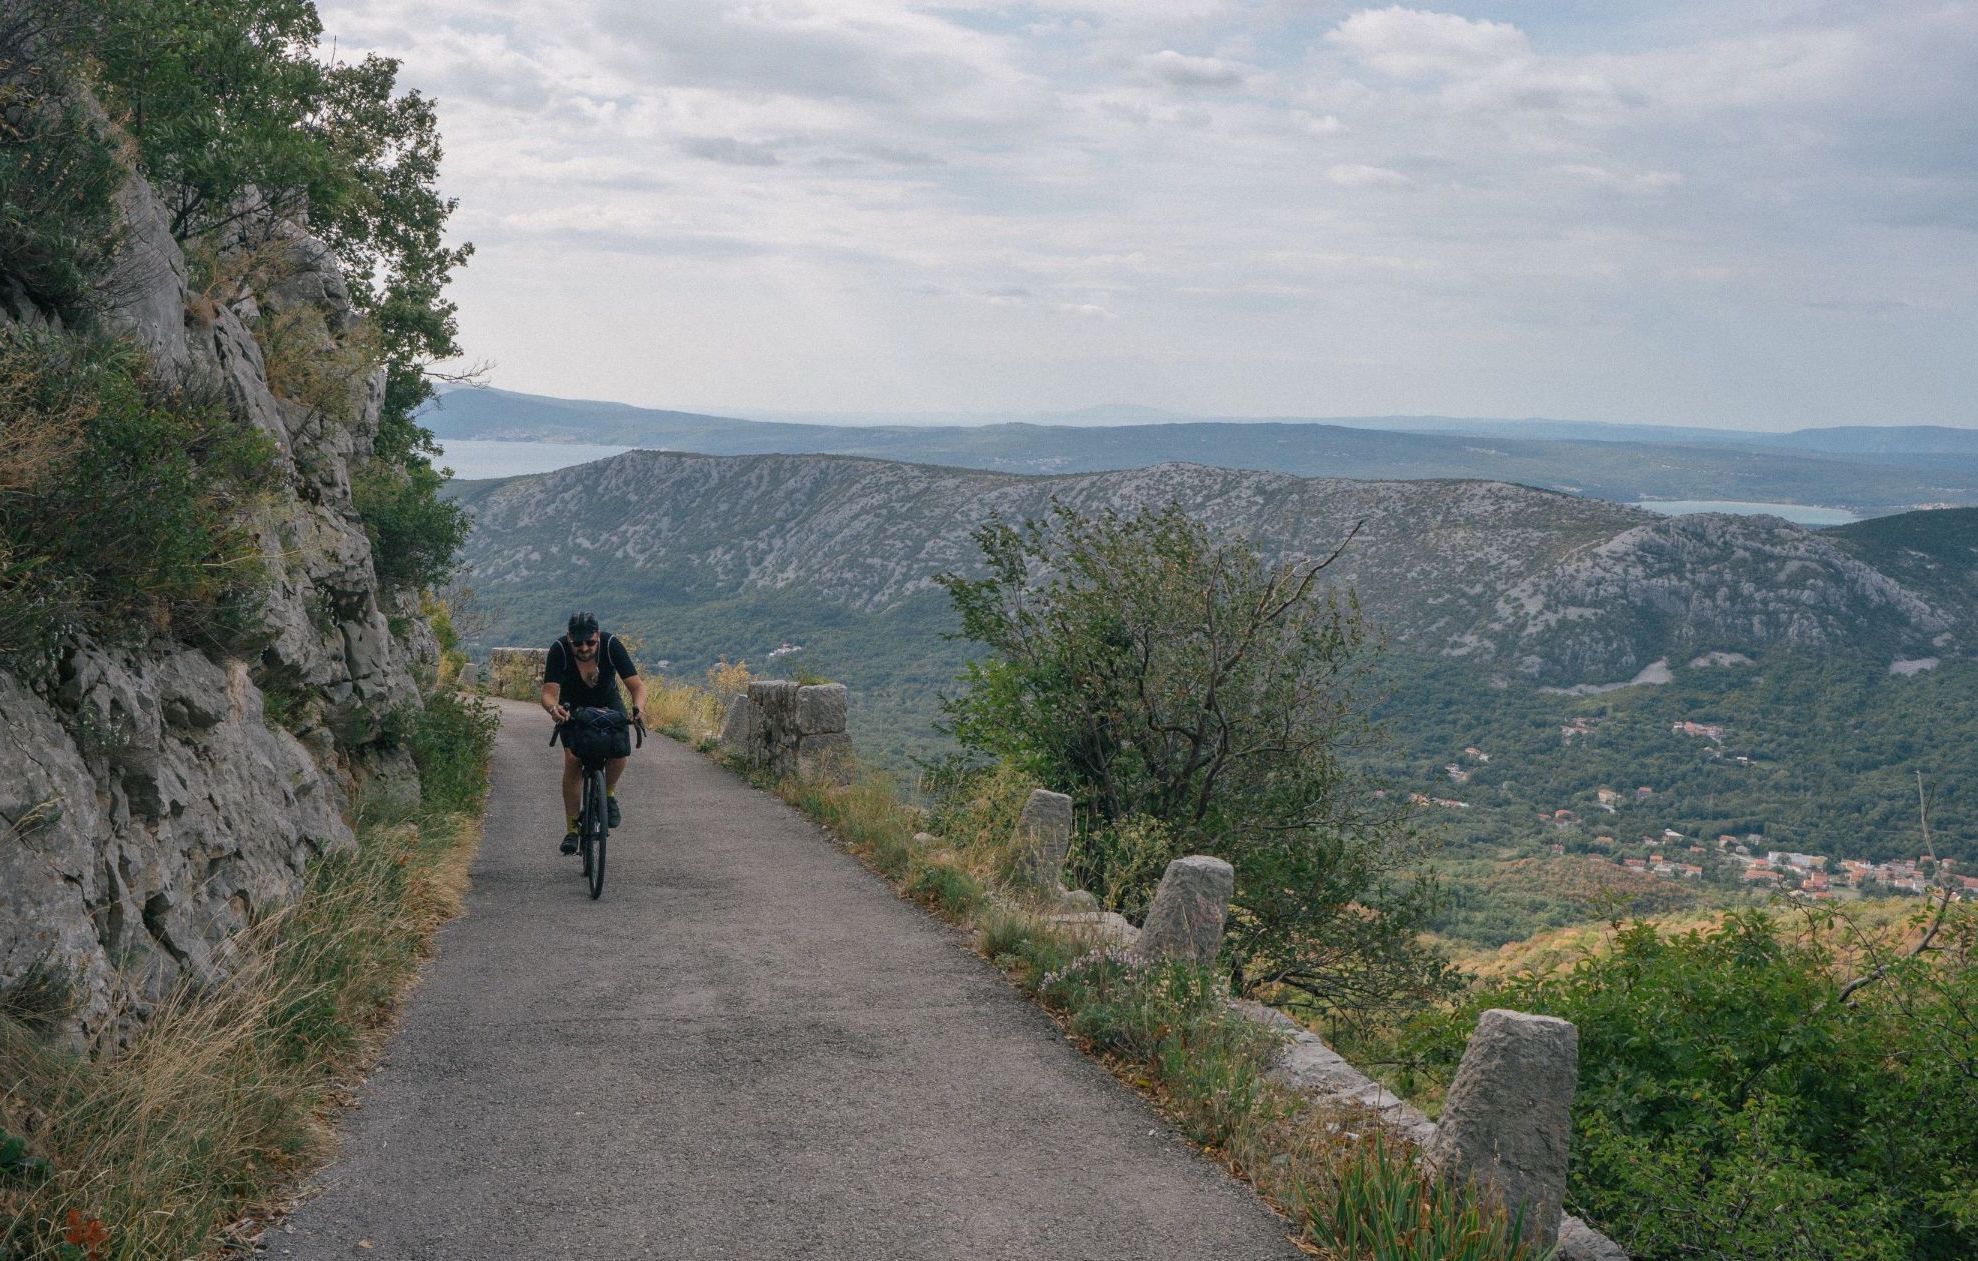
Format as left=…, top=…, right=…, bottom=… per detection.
left=352, top=455, right=469, bottom=594
left=0, top=329, right=274, bottom=666
left=940, top=502, right=1450, bottom=1016
left=0, top=10, right=124, bottom=321
left=401, top=691, right=498, bottom=815
left=1391, top=908, right=1978, bottom=1260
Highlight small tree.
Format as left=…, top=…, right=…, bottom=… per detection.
left=940, top=502, right=1449, bottom=1014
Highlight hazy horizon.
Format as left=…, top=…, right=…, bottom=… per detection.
left=436, top=382, right=1978, bottom=435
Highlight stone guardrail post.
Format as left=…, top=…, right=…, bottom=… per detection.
left=1011, top=789, right=1074, bottom=892
left=1134, top=855, right=1234, bottom=966
left=1426, top=1008, right=1579, bottom=1250
left=723, top=681, right=853, bottom=784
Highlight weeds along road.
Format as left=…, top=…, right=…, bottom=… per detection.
left=277, top=698, right=1304, bottom=1259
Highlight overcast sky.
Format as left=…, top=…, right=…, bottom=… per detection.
left=315, top=1, right=1977, bottom=429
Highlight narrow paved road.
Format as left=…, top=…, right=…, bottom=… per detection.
left=279, top=699, right=1303, bottom=1259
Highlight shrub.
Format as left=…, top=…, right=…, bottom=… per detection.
left=401, top=691, right=498, bottom=815
left=1391, top=908, right=1978, bottom=1260
left=940, top=502, right=1449, bottom=1016
left=0, top=9, right=125, bottom=320
left=352, top=455, right=469, bottom=595
left=0, top=329, right=275, bottom=667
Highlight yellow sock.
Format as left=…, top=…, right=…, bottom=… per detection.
left=567, top=815, right=579, bottom=831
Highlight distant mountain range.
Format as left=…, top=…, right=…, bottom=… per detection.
left=446, top=451, right=1978, bottom=865
left=448, top=451, right=1972, bottom=686
left=423, top=387, right=1978, bottom=514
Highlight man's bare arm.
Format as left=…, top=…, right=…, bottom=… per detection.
left=624, top=674, right=648, bottom=719
left=542, top=680, right=567, bottom=722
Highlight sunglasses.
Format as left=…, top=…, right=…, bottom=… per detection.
left=571, top=636, right=599, bottom=649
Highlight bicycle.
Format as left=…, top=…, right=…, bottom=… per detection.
left=551, top=707, right=644, bottom=900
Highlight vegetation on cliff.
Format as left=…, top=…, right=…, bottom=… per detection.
left=0, top=0, right=470, bottom=658
left=1, top=1, right=489, bottom=1254
left=0, top=694, right=497, bottom=1261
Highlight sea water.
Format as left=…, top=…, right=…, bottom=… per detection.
left=1635, top=499, right=1860, bottom=526
left=435, top=438, right=633, bottom=480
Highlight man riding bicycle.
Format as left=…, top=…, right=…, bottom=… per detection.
left=541, top=611, right=647, bottom=854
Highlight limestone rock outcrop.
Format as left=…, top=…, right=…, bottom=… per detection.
left=0, top=90, right=436, bottom=1045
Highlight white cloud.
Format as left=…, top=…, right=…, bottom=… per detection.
left=1557, top=164, right=1684, bottom=194
left=1139, top=50, right=1250, bottom=88
left=1327, top=163, right=1411, bottom=188
left=1327, top=7, right=1531, bottom=80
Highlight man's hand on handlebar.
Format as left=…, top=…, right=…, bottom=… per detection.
left=546, top=702, right=570, bottom=723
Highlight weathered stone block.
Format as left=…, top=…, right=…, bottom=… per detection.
left=1426, top=1009, right=1579, bottom=1249
left=795, top=683, right=848, bottom=735
left=747, top=680, right=800, bottom=775
left=718, top=695, right=757, bottom=759
left=1011, top=788, right=1074, bottom=890
left=1558, top=1216, right=1630, bottom=1261
left=1135, top=855, right=1234, bottom=966
left=796, top=731, right=855, bottom=784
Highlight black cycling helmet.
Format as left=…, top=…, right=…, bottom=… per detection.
left=567, top=611, right=600, bottom=640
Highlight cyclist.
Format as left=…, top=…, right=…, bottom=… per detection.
left=541, top=611, right=646, bottom=854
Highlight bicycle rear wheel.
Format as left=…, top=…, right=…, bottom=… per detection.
left=584, top=767, right=608, bottom=900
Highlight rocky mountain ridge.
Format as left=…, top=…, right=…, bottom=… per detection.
left=451, top=451, right=1966, bottom=685
left=424, top=386, right=1978, bottom=514
left=1, top=99, right=435, bottom=1043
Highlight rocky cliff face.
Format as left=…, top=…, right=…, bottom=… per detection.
left=451, top=451, right=1964, bottom=683
left=1, top=132, right=435, bottom=1044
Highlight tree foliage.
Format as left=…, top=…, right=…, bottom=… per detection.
left=940, top=502, right=1451, bottom=1014
left=1, top=0, right=475, bottom=595
left=1395, top=906, right=1978, bottom=1260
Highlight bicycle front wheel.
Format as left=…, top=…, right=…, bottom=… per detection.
left=585, top=768, right=608, bottom=900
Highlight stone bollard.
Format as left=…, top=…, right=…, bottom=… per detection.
left=1426, top=1009, right=1578, bottom=1250
left=746, top=680, right=800, bottom=776
left=793, top=683, right=853, bottom=784
left=1010, top=789, right=1074, bottom=891
left=1134, top=855, right=1234, bottom=966
left=795, top=683, right=847, bottom=736
left=718, top=694, right=756, bottom=759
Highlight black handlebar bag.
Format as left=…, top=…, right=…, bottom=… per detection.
left=563, top=707, right=631, bottom=763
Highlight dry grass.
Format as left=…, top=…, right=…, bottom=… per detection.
left=643, top=660, right=752, bottom=747
left=1444, top=896, right=1937, bottom=984
left=1, top=804, right=485, bottom=1260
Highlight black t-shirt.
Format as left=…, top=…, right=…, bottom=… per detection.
left=544, top=632, right=637, bottom=711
